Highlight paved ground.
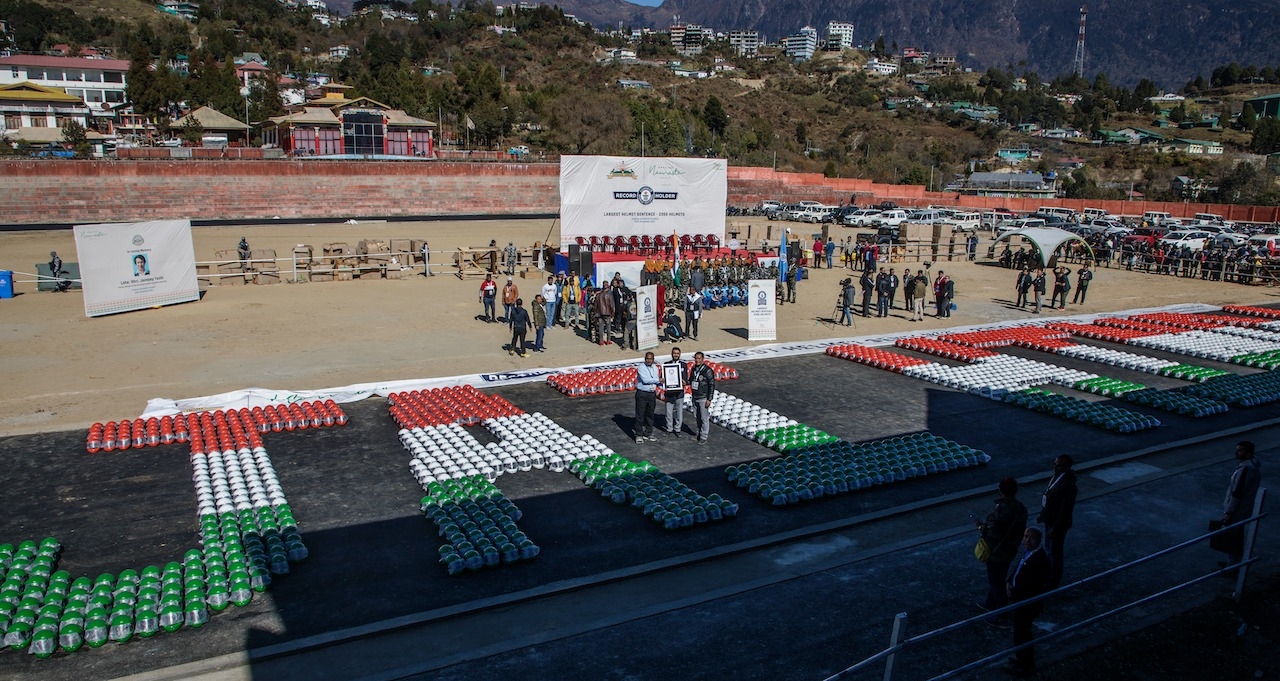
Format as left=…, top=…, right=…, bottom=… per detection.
left=0, top=218, right=1276, bottom=680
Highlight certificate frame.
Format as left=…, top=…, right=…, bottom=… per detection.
left=662, top=363, right=683, bottom=390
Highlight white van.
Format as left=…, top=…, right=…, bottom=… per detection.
left=942, top=212, right=981, bottom=234
left=1083, top=207, right=1109, bottom=220
left=1248, top=234, right=1280, bottom=256
left=1142, top=211, right=1172, bottom=223
left=1038, top=206, right=1078, bottom=222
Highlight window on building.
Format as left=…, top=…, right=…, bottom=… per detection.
left=29, top=69, right=45, bottom=80
left=4, top=114, right=21, bottom=129
left=84, top=90, right=103, bottom=103
left=103, top=72, right=124, bottom=83
left=85, top=72, right=102, bottom=83
left=342, top=112, right=384, bottom=155
left=65, top=89, right=83, bottom=99
left=9, top=68, right=17, bottom=79
left=29, top=117, right=51, bottom=128
left=105, top=91, right=124, bottom=103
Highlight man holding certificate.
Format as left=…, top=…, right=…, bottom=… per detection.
left=662, top=347, right=688, bottom=437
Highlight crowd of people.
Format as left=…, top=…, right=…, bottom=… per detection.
left=840, top=267, right=954, bottom=323
left=972, top=442, right=1261, bottom=678
left=633, top=347, right=716, bottom=445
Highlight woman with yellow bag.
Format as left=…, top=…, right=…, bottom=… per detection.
left=973, top=477, right=1027, bottom=627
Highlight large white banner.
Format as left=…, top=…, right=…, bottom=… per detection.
left=748, top=279, right=777, bottom=341
left=560, top=155, right=727, bottom=241
left=73, top=219, right=199, bottom=317
left=636, top=284, right=659, bottom=350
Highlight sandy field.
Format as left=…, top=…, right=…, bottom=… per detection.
left=1, top=216, right=1275, bottom=437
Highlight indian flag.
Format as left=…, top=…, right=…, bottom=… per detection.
left=671, top=232, right=682, bottom=287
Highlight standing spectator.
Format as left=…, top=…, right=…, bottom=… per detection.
left=688, top=351, right=716, bottom=445
left=48, top=251, right=70, bottom=292
left=824, top=238, right=835, bottom=269
left=791, top=262, right=802, bottom=302
left=479, top=273, right=497, bottom=322
left=1050, top=266, right=1071, bottom=309
left=504, top=241, right=518, bottom=275
left=507, top=298, right=530, bottom=357
left=887, top=268, right=900, bottom=310
left=1072, top=264, right=1093, bottom=304
left=238, top=237, right=251, bottom=271
left=903, top=265, right=916, bottom=312
left=842, top=238, right=854, bottom=269
left=501, top=277, right=519, bottom=323
left=1032, top=268, right=1046, bottom=314
left=910, top=270, right=928, bottom=322
left=976, top=477, right=1028, bottom=626
left=875, top=268, right=890, bottom=317
left=968, top=233, right=979, bottom=261
left=634, top=352, right=660, bottom=443
left=690, top=263, right=706, bottom=292
left=812, top=237, right=824, bottom=268
left=531, top=294, right=547, bottom=352
left=1037, top=454, right=1077, bottom=589
left=683, top=286, right=702, bottom=340
left=611, top=274, right=629, bottom=331
left=562, top=271, right=583, bottom=330
left=860, top=268, right=875, bottom=317
left=663, top=347, right=687, bottom=436
left=840, top=277, right=856, bottom=327
left=1015, top=267, right=1032, bottom=308
left=553, top=271, right=568, bottom=326
left=541, top=275, right=558, bottom=332
left=591, top=285, right=615, bottom=345
left=933, top=270, right=953, bottom=318
left=1003, top=527, right=1050, bottom=677
left=1220, top=441, right=1262, bottom=572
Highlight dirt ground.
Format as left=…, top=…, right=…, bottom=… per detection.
left=0, top=217, right=1274, bottom=437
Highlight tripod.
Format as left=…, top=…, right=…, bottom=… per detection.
left=821, top=295, right=853, bottom=329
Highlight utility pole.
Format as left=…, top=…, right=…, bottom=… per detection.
left=1073, top=6, right=1087, bottom=79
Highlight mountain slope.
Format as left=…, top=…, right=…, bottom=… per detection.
left=545, top=0, right=1280, bottom=87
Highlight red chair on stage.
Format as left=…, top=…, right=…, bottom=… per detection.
left=613, top=235, right=627, bottom=253
left=575, top=236, right=588, bottom=251
left=628, top=235, right=641, bottom=253
left=706, top=234, right=721, bottom=252
left=694, top=234, right=708, bottom=253
left=589, top=235, right=602, bottom=252
left=679, top=234, right=694, bottom=255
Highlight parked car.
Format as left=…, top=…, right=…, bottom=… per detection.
left=981, top=210, right=1017, bottom=232
left=1158, top=230, right=1213, bottom=251
left=843, top=208, right=883, bottom=227
left=779, top=204, right=807, bottom=221
left=941, top=212, right=981, bottom=234
left=1085, top=218, right=1132, bottom=237
left=1122, top=225, right=1175, bottom=248
left=1083, top=207, right=1110, bottom=220
left=759, top=200, right=783, bottom=214
left=1142, top=211, right=1173, bottom=223
left=871, top=209, right=910, bottom=228
left=873, top=201, right=900, bottom=211
left=1211, top=232, right=1249, bottom=249
left=995, top=218, right=1046, bottom=237
left=1248, top=234, right=1280, bottom=256
left=903, top=209, right=950, bottom=224
left=800, top=206, right=837, bottom=223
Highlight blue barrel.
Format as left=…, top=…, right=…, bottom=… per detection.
left=0, top=270, right=12, bottom=299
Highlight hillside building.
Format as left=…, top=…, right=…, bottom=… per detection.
left=728, top=30, right=761, bottom=57
left=0, top=55, right=128, bottom=123
left=1243, top=93, right=1280, bottom=119
left=825, top=22, right=854, bottom=49
left=784, top=26, right=818, bottom=60
left=261, top=85, right=435, bottom=158
left=957, top=171, right=1058, bottom=199
left=0, top=81, right=98, bottom=145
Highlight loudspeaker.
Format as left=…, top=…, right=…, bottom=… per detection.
left=578, top=251, right=594, bottom=282
left=568, top=244, right=581, bottom=264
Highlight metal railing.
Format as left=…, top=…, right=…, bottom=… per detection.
left=824, top=488, right=1267, bottom=681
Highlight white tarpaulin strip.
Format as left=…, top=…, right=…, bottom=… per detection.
left=140, top=302, right=1225, bottom=417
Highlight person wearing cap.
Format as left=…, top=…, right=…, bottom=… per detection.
left=507, top=298, right=530, bottom=357
left=501, top=276, right=519, bottom=324
left=48, top=251, right=70, bottom=292
left=634, top=351, right=660, bottom=443
left=238, top=237, right=250, bottom=271
left=504, top=241, right=518, bottom=275
left=540, top=275, right=558, bottom=335
left=975, top=477, right=1027, bottom=626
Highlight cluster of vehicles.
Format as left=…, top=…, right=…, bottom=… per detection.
left=749, top=198, right=1280, bottom=254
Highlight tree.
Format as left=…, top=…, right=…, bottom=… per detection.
left=179, top=117, right=205, bottom=145
left=1240, top=103, right=1258, bottom=131
left=794, top=121, right=807, bottom=146
left=702, top=96, right=728, bottom=138
left=899, top=166, right=927, bottom=186
left=547, top=90, right=631, bottom=154
left=60, top=119, right=89, bottom=156
left=1251, top=116, right=1280, bottom=155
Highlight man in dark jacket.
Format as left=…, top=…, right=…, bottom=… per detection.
left=1015, top=267, right=1032, bottom=308
left=507, top=298, right=531, bottom=357
left=1222, top=440, right=1263, bottom=570
left=1072, top=264, right=1093, bottom=304
left=1032, top=268, right=1047, bottom=314
left=688, top=352, right=716, bottom=445
left=1003, top=527, right=1050, bottom=677
left=1037, top=454, right=1077, bottom=589
left=840, top=278, right=856, bottom=326
left=977, top=477, right=1028, bottom=625
left=860, top=269, right=875, bottom=317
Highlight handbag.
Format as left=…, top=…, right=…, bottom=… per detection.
left=974, top=537, right=992, bottom=563
left=1208, top=519, right=1244, bottom=555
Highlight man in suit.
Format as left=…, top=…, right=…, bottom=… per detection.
left=860, top=269, right=875, bottom=317
left=1003, top=527, right=1050, bottom=678
left=1015, top=267, right=1032, bottom=308
left=1037, top=454, right=1078, bottom=589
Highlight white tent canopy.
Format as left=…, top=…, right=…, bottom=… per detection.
left=993, top=226, right=1093, bottom=267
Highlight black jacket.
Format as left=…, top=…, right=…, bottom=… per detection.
left=981, top=496, right=1028, bottom=564
left=687, top=362, right=715, bottom=400
left=509, top=306, right=531, bottom=330
left=1038, top=470, right=1078, bottom=530
left=1008, top=546, right=1050, bottom=617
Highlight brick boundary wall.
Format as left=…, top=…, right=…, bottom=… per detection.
left=1, top=160, right=1276, bottom=226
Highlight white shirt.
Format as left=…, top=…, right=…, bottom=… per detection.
left=541, top=283, right=557, bottom=302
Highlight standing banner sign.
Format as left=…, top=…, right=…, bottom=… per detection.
left=636, top=284, right=659, bottom=350
left=73, top=219, right=199, bottom=317
left=559, top=155, right=728, bottom=241
left=748, top=279, right=776, bottom=341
